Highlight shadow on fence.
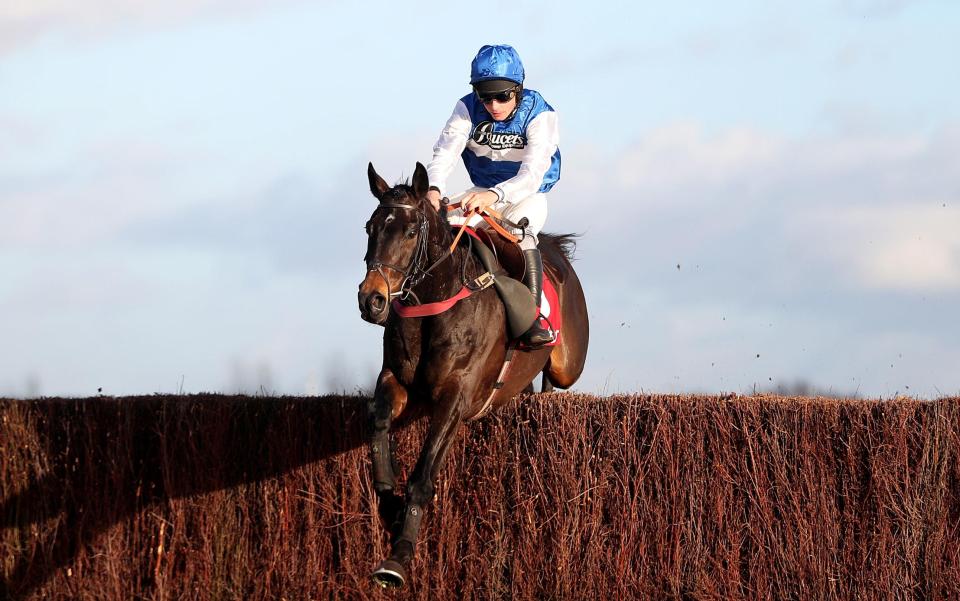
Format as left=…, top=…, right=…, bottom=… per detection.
left=0, top=395, right=373, bottom=598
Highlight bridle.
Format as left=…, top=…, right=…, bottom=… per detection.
left=365, top=197, right=504, bottom=307
left=365, top=201, right=432, bottom=304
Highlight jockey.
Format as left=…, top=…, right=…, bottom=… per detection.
left=425, top=44, right=561, bottom=347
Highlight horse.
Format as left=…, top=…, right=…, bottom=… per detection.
left=357, top=162, right=589, bottom=588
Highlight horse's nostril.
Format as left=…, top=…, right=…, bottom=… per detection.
left=369, top=293, right=386, bottom=314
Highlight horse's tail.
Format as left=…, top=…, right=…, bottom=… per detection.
left=539, top=232, right=580, bottom=261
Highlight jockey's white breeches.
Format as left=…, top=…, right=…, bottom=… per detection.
left=446, top=187, right=547, bottom=251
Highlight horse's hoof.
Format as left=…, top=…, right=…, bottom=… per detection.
left=371, top=559, right=407, bottom=589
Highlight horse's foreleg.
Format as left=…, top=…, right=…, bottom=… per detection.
left=369, top=369, right=407, bottom=535
left=372, top=391, right=465, bottom=588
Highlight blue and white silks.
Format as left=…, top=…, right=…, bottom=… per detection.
left=426, top=89, right=561, bottom=205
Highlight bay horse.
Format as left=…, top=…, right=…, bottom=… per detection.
left=357, top=162, right=589, bottom=588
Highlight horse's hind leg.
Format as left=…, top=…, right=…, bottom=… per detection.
left=369, top=369, right=407, bottom=536
left=546, top=267, right=589, bottom=389
left=541, top=366, right=555, bottom=393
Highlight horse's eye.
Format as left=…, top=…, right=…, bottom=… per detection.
left=405, top=224, right=418, bottom=238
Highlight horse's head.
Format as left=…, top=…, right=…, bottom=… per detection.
left=358, top=162, right=433, bottom=325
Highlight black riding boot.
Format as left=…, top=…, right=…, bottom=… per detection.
left=521, top=248, right=556, bottom=347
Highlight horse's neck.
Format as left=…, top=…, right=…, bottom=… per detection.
left=415, top=221, right=480, bottom=302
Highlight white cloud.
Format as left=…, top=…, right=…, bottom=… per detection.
left=839, top=0, right=917, bottom=18
left=571, top=121, right=951, bottom=211
left=799, top=205, right=960, bottom=291
left=0, top=116, right=43, bottom=155
left=549, top=120, right=960, bottom=295
left=0, top=139, right=211, bottom=248
left=0, top=0, right=290, bottom=56
left=610, top=122, right=783, bottom=202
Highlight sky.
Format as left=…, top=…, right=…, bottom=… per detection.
left=1, top=0, right=958, bottom=399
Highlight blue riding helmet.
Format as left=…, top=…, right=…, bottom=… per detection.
left=470, top=44, right=525, bottom=86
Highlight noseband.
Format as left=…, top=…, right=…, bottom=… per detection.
left=366, top=202, right=431, bottom=303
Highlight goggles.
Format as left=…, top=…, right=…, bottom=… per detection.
left=476, top=86, right=518, bottom=104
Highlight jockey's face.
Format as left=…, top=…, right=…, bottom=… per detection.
left=481, top=94, right=518, bottom=122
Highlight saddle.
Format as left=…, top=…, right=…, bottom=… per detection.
left=461, top=227, right=562, bottom=343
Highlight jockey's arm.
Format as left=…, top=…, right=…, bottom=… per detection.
left=426, top=101, right=471, bottom=211
left=491, top=110, right=559, bottom=204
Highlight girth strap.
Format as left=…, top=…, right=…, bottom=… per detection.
left=467, top=342, right=518, bottom=421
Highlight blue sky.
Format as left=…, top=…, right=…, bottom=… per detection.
left=2, top=0, right=958, bottom=398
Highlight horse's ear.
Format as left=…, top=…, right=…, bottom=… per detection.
left=368, top=162, right=390, bottom=200
left=412, top=162, right=429, bottom=200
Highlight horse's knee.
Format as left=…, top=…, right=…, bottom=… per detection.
left=376, top=369, right=409, bottom=419
left=370, top=411, right=391, bottom=432
left=406, top=480, right=435, bottom=507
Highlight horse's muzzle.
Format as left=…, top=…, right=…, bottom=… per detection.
left=358, top=288, right=389, bottom=324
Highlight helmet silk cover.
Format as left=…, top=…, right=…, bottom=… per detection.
left=470, top=44, right=525, bottom=86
